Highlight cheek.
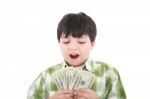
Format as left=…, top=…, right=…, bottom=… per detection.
left=60, top=46, right=68, bottom=55
left=80, top=48, right=91, bottom=57
left=59, top=45, right=65, bottom=53
left=82, top=45, right=92, bottom=52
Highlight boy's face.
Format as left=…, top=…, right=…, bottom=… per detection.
left=59, top=33, right=95, bottom=67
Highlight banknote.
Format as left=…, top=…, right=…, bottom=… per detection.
left=52, top=67, right=95, bottom=90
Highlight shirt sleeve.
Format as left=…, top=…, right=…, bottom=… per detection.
left=107, top=67, right=127, bottom=99
left=27, top=72, right=47, bottom=99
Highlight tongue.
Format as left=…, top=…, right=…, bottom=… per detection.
left=70, top=54, right=79, bottom=59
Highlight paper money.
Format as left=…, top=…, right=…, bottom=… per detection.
left=52, top=67, right=95, bottom=90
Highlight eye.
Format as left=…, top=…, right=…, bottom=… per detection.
left=63, top=41, right=70, bottom=44
left=78, top=41, right=86, bottom=44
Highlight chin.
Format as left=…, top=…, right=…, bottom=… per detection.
left=69, top=62, right=79, bottom=67
left=73, top=63, right=83, bottom=67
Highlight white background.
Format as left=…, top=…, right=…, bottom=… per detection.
left=0, top=0, right=150, bottom=99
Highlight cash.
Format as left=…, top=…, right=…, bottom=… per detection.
left=52, top=67, right=95, bottom=90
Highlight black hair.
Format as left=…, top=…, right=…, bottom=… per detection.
left=57, top=12, right=97, bottom=42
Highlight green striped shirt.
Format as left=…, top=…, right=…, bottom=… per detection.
left=27, top=59, right=126, bottom=99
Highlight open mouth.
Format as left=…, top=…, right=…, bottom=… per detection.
left=69, top=53, right=79, bottom=59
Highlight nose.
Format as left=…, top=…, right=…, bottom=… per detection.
left=68, top=43, right=78, bottom=50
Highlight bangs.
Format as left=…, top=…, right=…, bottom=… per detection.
left=61, top=14, right=88, bottom=38
left=57, top=12, right=96, bottom=42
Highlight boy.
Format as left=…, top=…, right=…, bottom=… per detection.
left=27, top=12, right=126, bottom=99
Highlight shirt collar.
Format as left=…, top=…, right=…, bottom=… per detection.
left=61, top=58, right=93, bottom=72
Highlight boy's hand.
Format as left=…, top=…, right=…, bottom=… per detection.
left=48, top=89, right=74, bottom=99
left=73, top=88, right=99, bottom=99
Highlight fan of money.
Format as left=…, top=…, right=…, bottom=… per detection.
left=52, top=67, right=95, bottom=90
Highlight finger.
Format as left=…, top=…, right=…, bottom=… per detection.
left=53, top=93, right=73, bottom=99
left=74, top=92, right=89, bottom=99
left=57, top=89, right=73, bottom=95
left=75, top=96, right=86, bottom=99
left=75, top=88, right=90, bottom=93
left=61, top=93, right=74, bottom=99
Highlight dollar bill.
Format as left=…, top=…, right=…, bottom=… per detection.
left=52, top=67, right=95, bottom=90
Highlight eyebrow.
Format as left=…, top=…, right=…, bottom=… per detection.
left=60, top=35, right=67, bottom=39
left=60, top=34, right=88, bottom=39
left=80, top=36, right=87, bottom=39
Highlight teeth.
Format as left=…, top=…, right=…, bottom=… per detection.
left=71, top=53, right=76, bottom=56
left=70, top=53, right=79, bottom=59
